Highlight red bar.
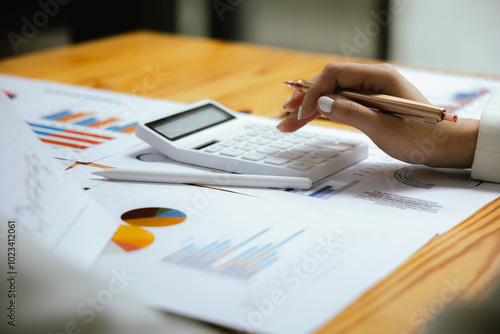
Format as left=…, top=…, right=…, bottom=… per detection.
left=40, top=138, right=89, bottom=150
left=49, top=133, right=102, bottom=144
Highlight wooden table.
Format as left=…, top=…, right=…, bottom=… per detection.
left=2, top=31, right=499, bottom=334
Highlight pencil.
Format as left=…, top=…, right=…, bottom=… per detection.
left=284, top=80, right=458, bottom=125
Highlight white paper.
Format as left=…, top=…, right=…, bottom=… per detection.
left=0, top=92, right=119, bottom=269
left=80, top=176, right=436, bottom=334
left=397, top=66, right=500, bottom=119
left=0, top=74, right=184, bottom=163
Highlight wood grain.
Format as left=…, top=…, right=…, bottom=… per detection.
left=1, top=31, right=499, bottom=334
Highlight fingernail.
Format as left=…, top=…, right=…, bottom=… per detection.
left=282, top=96, right=292, bottom=109
left=276, top=119, right=284, bottom=130
left=318, top=96, right=334, bottom=113
left=297, top=106, right=303, bottom=120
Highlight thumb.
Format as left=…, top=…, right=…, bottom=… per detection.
left=316, top=95, right=393, bottom=134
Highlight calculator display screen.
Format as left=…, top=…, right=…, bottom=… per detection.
left=147, top=104, right=235, bottom=141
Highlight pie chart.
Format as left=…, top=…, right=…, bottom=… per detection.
left=121, top=207, right=187, bottom=227
left=106, top=207, right=187, bottom=253
left=109, top=225, right=155, bottom=252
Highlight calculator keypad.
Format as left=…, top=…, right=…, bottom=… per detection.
left=203, top=124, right=363, bottom=172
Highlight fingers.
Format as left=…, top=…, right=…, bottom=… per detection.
left=316, top=95, right=405, bottom=138
left=277, top=108, right=320, bottom=133
left=282, top=90, right=304, bottom=112
left=300, top=63, right=428, bottom=120
left=316, top=95, right=379, bottom=135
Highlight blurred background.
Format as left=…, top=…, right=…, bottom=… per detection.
left=1, top=0, right=499, bottom=76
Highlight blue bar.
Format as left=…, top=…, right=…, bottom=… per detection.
left=28, top=122, right=64, bottom=132
left=177, top=243, right=198, bottom=256
left=180, top=241, right=221, bottom=265
left=322, top=180, right=361, bottom=199
left=315, top=188, right=336, bottom=199
left=43, top=110, right=72, bottom=120
left=233, top=228, right=269, bottom=250
left=193, top=243, right=232, bottom=268
left=267, top=229, right=305, bottom=253
left=309, top=185, right=333, bottom=197
left=105, top=122, right=138, bottom=132
left=74, top=117, right=98, bottom=126
left=207, top=240, right=231, bottom=257
left=33, top=130, right=53, bottom=136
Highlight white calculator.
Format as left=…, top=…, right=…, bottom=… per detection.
left=136, top=99, right=368, bottom=183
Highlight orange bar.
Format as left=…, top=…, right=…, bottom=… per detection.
left=57, top=112, right=91, bottom=122
left=50, top=133, right=102, bottom=144
left=64, top=129, right=114, bottom=140
left=120, top=125, right=138, bottom=133
left=88, top=118, right=120, bottom=128
left=40, top=138, right=88, bottom=149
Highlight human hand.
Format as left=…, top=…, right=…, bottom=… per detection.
left=277, top=63, right=479, bottom=168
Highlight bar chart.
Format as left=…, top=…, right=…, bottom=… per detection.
left=42, top=110, right=138, bottom=133
left=284, top=178, right=361, bottom=200
left=162, top=228, right=306, bottom=280
left=28, top=122, right=115, bottom=150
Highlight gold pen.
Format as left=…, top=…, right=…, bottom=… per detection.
left=284, top=80, right=458, bottom=125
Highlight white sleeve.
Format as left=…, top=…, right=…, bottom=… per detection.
left=471, top=92, right=500, bottom=183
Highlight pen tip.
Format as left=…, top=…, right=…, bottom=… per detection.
left=91, top=170, right=101, bottom=176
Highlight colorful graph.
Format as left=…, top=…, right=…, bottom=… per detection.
left=42, top=110, right=137, bottom=133
left=109, top=225, right=155, bottom=252
left=107, top=207, right=187, bottom=253
left=285, top=179, right=360, bottom=199
left=121, top=207, right=187, bottom=227
left=28, top=122, right=115, bottom=150
left=438, top=88, right=489, bottom=112
left=162, top=228, right=305, bottom=280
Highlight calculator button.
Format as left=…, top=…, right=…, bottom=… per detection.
left=317, top=135, right=339, bottom=142
left=337, top=138, right=362, bottom=146
left=234, top=143, right=258, bottom=151
left=220, top=148, right=245, bottom=157
left=205, top=145, right=222, bottom=153
left=294, top=132, right=317, bottom=139
left=245, top=130, right=259, bottom=136
left=261, top=133, right=283, bottom=140
left=219, top=140, right=236, bottom=147
left=300, top=155, right=327, bottom=164
left=278, top=151, right=304, bottom=160
left=242, top=153, right=267, bottom=161
left=291, top=145, right=316, bottom=153
left=270, top=141, right=293, bottom=150
left=248, top=137, right=271, bottom=145
left=305, top=139, right=330, bottom=147
left=264, top=156, right=290, bottom=166
left=322, top=143, right=351, bottom=152
left=256, top=147, right=280, bottom=155
left=287, top=161, right=315, bottom=170
left=314, top=149, right=339, bottom=158
left=234, top=135, right=249, bottom=142
left=282, top=136, right=305, bottom=144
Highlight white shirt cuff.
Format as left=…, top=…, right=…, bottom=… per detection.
left=471, top=92, right=500, bottom=183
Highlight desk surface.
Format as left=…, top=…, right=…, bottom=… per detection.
left=2, top=31, right=499, bottom=334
